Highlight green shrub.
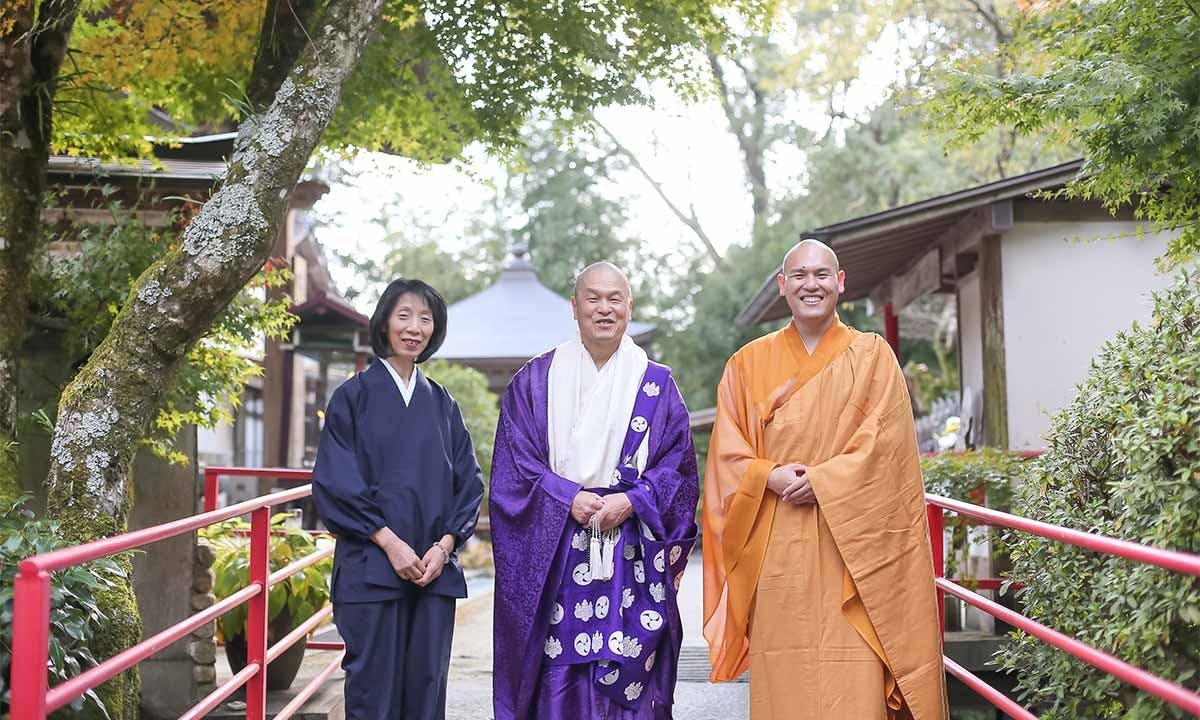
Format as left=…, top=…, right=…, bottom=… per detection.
left=199, top=514, right=333, bottom=643
left=995, top=269, right=1200, bottom=718
left=921, top=449, right=1027, bottom=581
left=921, top=448, right=1024, bottom=510
left=0, top=498, right=126, bottom=718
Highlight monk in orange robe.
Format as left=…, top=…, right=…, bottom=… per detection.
left=702, top=239, right=948, bottom=720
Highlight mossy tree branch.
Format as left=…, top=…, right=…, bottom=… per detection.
left=247, top=0, right=326, bottom=111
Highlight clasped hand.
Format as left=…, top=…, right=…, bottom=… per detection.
left=571, top=491, right=633, bottom=531
left=767, top=463, right=817, bottom=506
left=372, top=527, right=452, bottom=586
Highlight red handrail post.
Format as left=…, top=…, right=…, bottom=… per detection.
left=11, top=566, right=52, bottom=720
left=246, top=506, right=270, bottom=720
left=926, top=501, right=945, bottom=640
left=204, top=467, right=219, bottom=513
left=884, top=302, right=900, bottom=356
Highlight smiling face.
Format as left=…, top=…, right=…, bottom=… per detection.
left=571, top=263, right=632, bottom=356
left=777, top=241, right=845, bottom=328
left=386, top=292, right=434, bottom=366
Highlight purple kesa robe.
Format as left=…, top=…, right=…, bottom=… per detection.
left=490, top=351, right=700, bottom=720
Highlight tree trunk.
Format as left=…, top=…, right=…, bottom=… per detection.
left=707, top=49, right=770, bottom=244
left=0, top=139, right=41, bottom=506
left=247, top=0, right=326, bottom=111
left=0, top=0, right=83, bottom=503
left=42, top=0, right=385, bottom=716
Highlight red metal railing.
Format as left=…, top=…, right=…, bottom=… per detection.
left=14, top=464, right=1200, bottom=719
left=926, top=493, right=1200, bottom=718
left=201, top=467, right=342, bottom=652
left=203, top=466, right=312, bottom=513
left=11, top=477, right=342, bottom=720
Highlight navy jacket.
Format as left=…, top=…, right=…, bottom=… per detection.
left=312, top=359, right=485, bottom=602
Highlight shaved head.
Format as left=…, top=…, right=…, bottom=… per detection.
left=573, top=261, right=632, bottom=299
left=783, top=238, right=839, bottom=272
left=777, top=238, right=845, bottom=332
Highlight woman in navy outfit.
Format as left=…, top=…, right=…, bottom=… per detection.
left=312, top=278, right=485, bottom=720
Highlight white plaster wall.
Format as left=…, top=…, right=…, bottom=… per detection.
left=1000, top=223, right=1177, bottom=450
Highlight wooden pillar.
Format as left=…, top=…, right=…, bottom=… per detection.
left=261, top=215, right=291, bottom=477
left=315, top=350, right=330, bottom=438
left=277, top=348, right=294, bottom=468
left=980, top=235, right=1008, bottom=448
left=884, top=302, right=900, bottom=358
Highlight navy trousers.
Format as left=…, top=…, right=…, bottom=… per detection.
left=334, top=593, right=456, bottom=720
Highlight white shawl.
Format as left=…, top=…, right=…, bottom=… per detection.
left=548, top=334, right=649, bottom=489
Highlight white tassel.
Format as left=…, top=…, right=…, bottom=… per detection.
left=600, top=529, right=617, bottom=580
left=589, top=515, right=603, bottom=580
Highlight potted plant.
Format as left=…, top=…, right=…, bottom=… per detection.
left=200, top=512, right=333, bottom=691
left=921, top=449, right=1029, bottom=633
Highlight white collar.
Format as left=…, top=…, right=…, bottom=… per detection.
left=381, top=359, right=419, bottom=407
left=548, top=333, right=649, bottom=489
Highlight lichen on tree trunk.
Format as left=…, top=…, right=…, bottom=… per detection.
left=42, top=0, right=386, bottom=716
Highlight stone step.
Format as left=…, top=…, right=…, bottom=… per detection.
left=678, top=645, right=746, bottom=683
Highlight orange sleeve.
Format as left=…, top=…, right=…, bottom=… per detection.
left=702, top=356, right=779, bottom=682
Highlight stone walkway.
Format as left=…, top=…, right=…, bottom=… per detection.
left=444, top=551, right=749, bottom=719
left=257, top=551, right=747, bottom=718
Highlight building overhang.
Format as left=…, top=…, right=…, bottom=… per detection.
left=290, top=290, right=370, bottom=329
left=736, top=160, right=1086, bottom=326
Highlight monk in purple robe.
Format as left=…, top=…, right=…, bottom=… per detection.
left=490, top=262, right=700, bottom=720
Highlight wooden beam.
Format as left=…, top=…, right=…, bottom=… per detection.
left=894, top=247, right=942, bottom=311
left=979, top=235, right=1008, bottom=448
left=869, top=245, right=944, bottom=310
left=952, top=251, right=979, bottom=278
left=991, top=199, right=1014, bottom=231
left=1012, top=196, right=1139, bottom=223
left=938, top=208, right=988, bottom=276
left=871, top=201, right=1007, bottom=309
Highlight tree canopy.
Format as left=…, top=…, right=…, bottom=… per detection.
left=43, top=0, right=772, bottom=162
left=932, top=0, right=1200, bottom=267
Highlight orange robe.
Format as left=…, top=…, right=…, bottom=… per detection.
left=702, top=319, right=948, bottom=720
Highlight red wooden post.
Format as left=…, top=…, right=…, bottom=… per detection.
left=246, top=506, right=271, bottom=720
left=884, top=302, right=900, bottom=357
left=11, top=566, right=52, bottom=720
left=927, top=502, right=945, bottom=641
left=204, top=467, right=219, bottom=513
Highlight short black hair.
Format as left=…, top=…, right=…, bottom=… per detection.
left=369, top=278, right=448, bottom=363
